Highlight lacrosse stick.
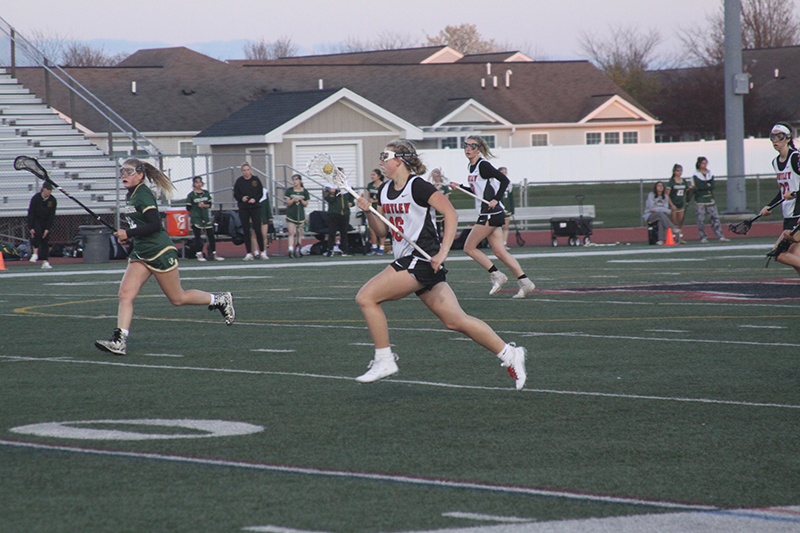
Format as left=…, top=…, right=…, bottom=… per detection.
left=306, top=153, right=433, bottom=261
left=511, top=214, right=526, bottom=247
left=429, top=170, right=490, bottom=205
left=729, top=197, right=784, bottom=235
left=765, top=223, right=800, bottom=267
left=14, top=155, right=116, bottom=231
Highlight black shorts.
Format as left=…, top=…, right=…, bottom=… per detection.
left=390, top=255, right=447, bottom=295
left=476, top=211, right=505, bottom=227
left=784, top=217, right=799, bottom=231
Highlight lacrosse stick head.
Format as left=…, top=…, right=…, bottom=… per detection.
left=728, top=220, right=752, bottom=235
left=306, top=153, right=352, bottom=194
left=14, top=155, right=49, bottom=181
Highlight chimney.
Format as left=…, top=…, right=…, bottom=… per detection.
left=131, top=81, right=137, bottom=94
left=486, top=62, right=491, bottom=76
left=492, top=76, right=498, bottom=88
left=505, top=69, right=512, bottom=88
left=318, top=79, right=324, bottom=90
left=481, top=78, right=486, bottom=89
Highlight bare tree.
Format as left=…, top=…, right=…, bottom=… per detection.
left=244, top=36, right=299, bottom=60
left=425, top=24, right=499, bottom=55
left=61, top=42, right=127, bottom=66
left=373, top=30, right=419, bottom=50
left=580, top=25, right=662, bottom=104
left=26, top=28, right=68, bottom=65
left=680, top=0, right=800, bottom=66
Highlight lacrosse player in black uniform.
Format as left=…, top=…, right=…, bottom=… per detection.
left=451, top=135, right=535, bottom=298
left=760, top=123, right=800, bottom=275
left=27, top=182, right=57, bottom=269
left=353, top=140, right=528, bottom=389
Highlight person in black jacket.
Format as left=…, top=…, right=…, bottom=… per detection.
left=27, top=182, right=57, bottom=269
left=233, top=163, right=266, bottom=260
left=323, top=177, right=355, bottom=257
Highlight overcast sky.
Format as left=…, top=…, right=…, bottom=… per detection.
left=1, top=0, right=780, bottom=63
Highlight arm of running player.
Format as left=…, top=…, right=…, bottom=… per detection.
left=428, top=190, right=457, bottom=272
left=357, top=192, right=387, bottom=239
left=478, top=162, right=509, bottom=209
left=117, top=207, right=160, bottom=243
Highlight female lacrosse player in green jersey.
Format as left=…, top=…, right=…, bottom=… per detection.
left=665, top=164, right=689, bottom=244
left=95, top=159, right=234, bottom=356
left=365, top=168, right=386, bottom=255
left=284, top=174, right=310, bottom=258
left=187, top=176, right=223, bottom=261
left=353, top=140, right=528, bottom=390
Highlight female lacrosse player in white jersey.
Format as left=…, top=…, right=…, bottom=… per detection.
left=453, top=135, right=535, bottom=298
left=759, top=123, right=800, bottom=275
left=354, top=140, right=528, bottom=389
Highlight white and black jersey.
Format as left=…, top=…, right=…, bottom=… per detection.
left=377, top=176, right=440, bottom=260
left=466, top=157, right=509, bottom=215
left=772, top=149, right=800, bottom=219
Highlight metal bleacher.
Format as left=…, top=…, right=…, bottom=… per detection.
left=0, top=67, right=118, bottom=217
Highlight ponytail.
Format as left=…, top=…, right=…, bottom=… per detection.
left=124, top=158, right=176, bottom=199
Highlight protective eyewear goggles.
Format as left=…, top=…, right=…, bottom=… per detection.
left=120, top=167, right=138, bottom=176
left=379, top=150, right=399, bottom=162
left=770, top=133, right=789, bottom=141
left=462, top=142, right=480, bottom=150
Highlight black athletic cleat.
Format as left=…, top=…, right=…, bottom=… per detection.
left=95, top=328, right=127, bottom=356
left=210, top=292, right=235, bottom=325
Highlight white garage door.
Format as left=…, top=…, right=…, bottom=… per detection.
left=294, top=143, right=360, bottom=189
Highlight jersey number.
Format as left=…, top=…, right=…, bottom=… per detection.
left=389, top=216, right=404, bottom=242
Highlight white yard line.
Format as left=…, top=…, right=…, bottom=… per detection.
left=1, top=355, right=798, bottom=410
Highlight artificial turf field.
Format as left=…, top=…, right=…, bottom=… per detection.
left=1, top=240, right=799, bottom=532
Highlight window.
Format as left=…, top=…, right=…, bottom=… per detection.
left=623, top=131, right=639, bottom=144
left=180, top=141, right=198, bottom=156
left=604, top=132, right=620, bottom=144
left=586, top=132, right=601, bottom=145
left=441, top=135, right=495, bottom=149
left=441, top=137, right=458, bottom=149
left=531, top=133, right=548, bottom=147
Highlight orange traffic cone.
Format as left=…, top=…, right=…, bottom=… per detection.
left=0, top=252, right=6, bottom=271
left=665, top=228, right=676, bottom=246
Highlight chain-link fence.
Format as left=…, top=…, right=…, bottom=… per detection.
left=0, top=152, right=352, bottom=252
left=0, top=151, right=784, bottom=251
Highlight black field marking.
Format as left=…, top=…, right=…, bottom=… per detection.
left=547, top=280, right=800, bottom=301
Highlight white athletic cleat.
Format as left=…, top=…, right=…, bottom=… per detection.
left=243, top=253, right=254, bottom=261
left=355, top=353, right=399, bottom=383
left=29, top=253, right=38, bottom=263
left=259, top=251, right=269, bottom=260
left=209, top=292, right=235, bottom=325
left=196, top=251, right=206, bottom=261
left=41, top=261, right=52, bottom=269
left=489, top=271, right=508, bottom=295
left=512, top=278, right=535, bottom=299
left=95, top=328, right=127, bottom=356
left=501, top=343, right=528, bottom=390
left=213, top=252, right=225, bottom=261
left=719, top=236, right=730, bottom=242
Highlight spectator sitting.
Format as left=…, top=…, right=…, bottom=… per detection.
left=643, top=181, right=679, bottom=245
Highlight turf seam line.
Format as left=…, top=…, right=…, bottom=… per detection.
left=0, top=438, right=718, bottom=511
left=2, top=355, right=798, bottom=410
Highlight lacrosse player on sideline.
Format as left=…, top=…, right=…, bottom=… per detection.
left=95, top=159, right=234, bottom=356
left=353, top=140, right=529, bottom=389
left=760, top=123, right=800, bottom=275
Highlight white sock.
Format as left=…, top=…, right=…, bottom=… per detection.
left=374, top=347, right=393, bottom=360
left=120, top=328, right=130, bottom=337
left=209, top=294, right=215, bottom=306
left=497, top=343, right=513, bottom=362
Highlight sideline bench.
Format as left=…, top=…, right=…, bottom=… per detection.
left=455, top=205, right=596, bottom=231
